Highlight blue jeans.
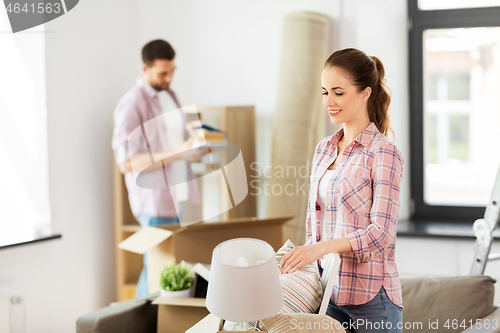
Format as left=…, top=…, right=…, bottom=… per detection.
left=327, top=287, right=403, bottom=333
left=135, top=207, right=183, bottom=298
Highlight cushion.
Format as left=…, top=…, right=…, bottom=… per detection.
left=261, top=313, right=346, bottom=333
left=275, top=240, right=323, bottom=314
left=401, top=275, right=496, bottom=333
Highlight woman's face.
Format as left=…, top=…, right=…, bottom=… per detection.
left=321, top=66, right=371, bottom=126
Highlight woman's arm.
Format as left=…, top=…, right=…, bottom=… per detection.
left=345, top=144, right=404, bottom=263
left=280, top=237, right=353, bottom=274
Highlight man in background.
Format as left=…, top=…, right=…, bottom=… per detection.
left=112, top=39, right=204, bottom=297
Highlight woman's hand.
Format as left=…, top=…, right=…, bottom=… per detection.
left=280, top=243, right=325, bottom=274
left=280, top=238, right=352, bottom=274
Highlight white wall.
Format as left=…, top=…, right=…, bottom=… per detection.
left=0, top=0, right=138, bottom=332
left=134, top=0, right=411, bottom=220
left=135, top=0, right=343, bottom=217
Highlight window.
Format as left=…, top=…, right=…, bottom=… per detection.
left=0, top=12, right=52, bottom=246
left=409, top=0, right=500, bottom=220
left=419, top=0, right=500, bottom=10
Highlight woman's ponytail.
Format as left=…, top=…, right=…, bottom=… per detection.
left=369, top=56, right=393, bottom=139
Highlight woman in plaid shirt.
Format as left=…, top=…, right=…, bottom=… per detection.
left=281, top=48, right=404, bottom=333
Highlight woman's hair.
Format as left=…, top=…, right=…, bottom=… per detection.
left=324, top=48, right=393, bottom=138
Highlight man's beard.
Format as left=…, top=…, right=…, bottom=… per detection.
left=151, top=83, right=169, bottom=91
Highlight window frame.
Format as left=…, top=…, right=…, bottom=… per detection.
left=408, top=0, right=500, bottom=220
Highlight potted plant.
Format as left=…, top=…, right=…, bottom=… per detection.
left=159, top=259, right=195, bottom=297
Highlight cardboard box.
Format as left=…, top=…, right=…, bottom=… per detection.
left=186, top=313, right=221, bottom=333
left=153, top=296, right=210, bottom=333
left=119, top=216, right=291, bottom=294
left=119, top=216, right=292, bottom=333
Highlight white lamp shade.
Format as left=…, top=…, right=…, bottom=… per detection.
left=206, top=238, right=284, bottom=322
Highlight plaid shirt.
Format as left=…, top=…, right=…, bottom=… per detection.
left=305, top=123, right=404, bottom=307
left=112, top=78, right=198, bottom=218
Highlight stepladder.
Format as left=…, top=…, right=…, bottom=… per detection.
left=471, top=165, right=500, bottom=275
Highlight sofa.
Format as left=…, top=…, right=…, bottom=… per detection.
left=76, top=276, right=498, bottom=333
left=76, top=293, right=159, bottom=333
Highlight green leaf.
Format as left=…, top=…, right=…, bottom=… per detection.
left=159, top=259, right=195, bottom=292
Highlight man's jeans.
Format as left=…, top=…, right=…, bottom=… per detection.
left=135, top=206, right=183, bottom=298
left=327, top=286, right=403, bottom=333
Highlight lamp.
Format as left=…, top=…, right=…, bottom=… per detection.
left=206, top=238, right=284, bottom=331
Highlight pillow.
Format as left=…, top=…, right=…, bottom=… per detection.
left=275, top=239, right=323, bottom=314
left=401, top=275, right=496, bottom=333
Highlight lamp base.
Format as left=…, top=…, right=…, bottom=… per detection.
left=218, top=319, right=267, bottom=332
